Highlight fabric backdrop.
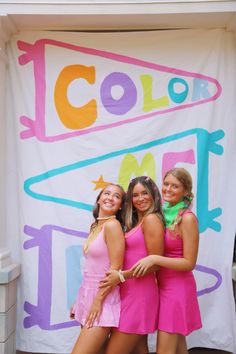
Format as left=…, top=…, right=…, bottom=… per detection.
left=6, top=29, right=236, bottom=353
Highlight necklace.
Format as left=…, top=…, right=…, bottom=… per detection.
left=97, top=215, right=116, bottom=221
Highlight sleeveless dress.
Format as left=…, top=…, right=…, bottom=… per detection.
left=118, top=224, right=159, bottom=334
left=158, top=212, right=202, bottom=335
left=72, top=226, right=120, bottom=327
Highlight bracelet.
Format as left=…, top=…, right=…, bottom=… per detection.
left=118, top=269, right=126, bottom=283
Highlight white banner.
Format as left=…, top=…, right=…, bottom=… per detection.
left=6, top=29, right=236, bottom=353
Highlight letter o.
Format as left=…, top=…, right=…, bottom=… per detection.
left=100, top=72, right=137, bottom=115
left=168, top=78, right=189, bottom=104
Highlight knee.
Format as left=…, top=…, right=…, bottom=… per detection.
left=157, top=345, right=175, bottom=354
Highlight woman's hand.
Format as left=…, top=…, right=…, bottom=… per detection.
left=131, top=255, right=159, bottom=277
left=85, top=298, right=103, bottom=328
left=99, top=269, right=120, bottom=289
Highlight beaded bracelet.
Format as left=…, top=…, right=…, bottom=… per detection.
left=118, top=269, right=126, bottom=283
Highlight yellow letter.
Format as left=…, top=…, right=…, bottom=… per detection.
left=54, top=65, right=97, bottom=129
left=118, top=153, right=156, bottom=190
left=141, top=75, right=169, bottom=112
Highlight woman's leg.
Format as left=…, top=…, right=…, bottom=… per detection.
left=131, top=335, right=149, bottom=354
left=105, top=330, right=142, bottom=354
left=71, top=326, right=111, bottom=354
left=156, top=330, right=179, bottom=354
left=176, top=335, right=188, bottom=354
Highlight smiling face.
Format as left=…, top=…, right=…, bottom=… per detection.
left=97, top=184, right=123, bottom=217
left=132, top=182, right=153, bottom=216
left=162, top=174, right=187, bottom=206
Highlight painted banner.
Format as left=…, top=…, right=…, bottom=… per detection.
left=6, top=29, right=236, bottom=353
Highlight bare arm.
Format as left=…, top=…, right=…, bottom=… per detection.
left=94, top=219, right=125, bottom=296
left=132, top=213, right=199, bottom=277
left=124, top=213, right=164, bottom=277
left=100, top=213, right=164, bottom=286
left=142, top=213, right=164, bottom=256
left=85, top=220, right=124, bottom=327
left=105, top=219, right=125, bottom=271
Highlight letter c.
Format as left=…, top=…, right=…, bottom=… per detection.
left=54, top=65, right=97, bottom=129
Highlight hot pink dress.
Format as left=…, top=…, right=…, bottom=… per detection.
left=72, top=227, right=120, bottom=327
left=158, top=212, right=202, bottom=335
left=118, top=224, right=159, bottom=334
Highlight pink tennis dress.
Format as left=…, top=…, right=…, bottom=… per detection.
left=118, top=224, right=159, bottom=334
left=158, top=212, right=202, bottom=335
left=72, top=227, right=120, bottom=327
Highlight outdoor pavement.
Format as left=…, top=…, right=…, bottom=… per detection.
left=189, top=349, right=232, bottom=354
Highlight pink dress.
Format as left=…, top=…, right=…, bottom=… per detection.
left=118, top=224, right=159, bottom=334
left=158, top=212, right=202, bottom=335
left=72, top=227, right=120, bottom=327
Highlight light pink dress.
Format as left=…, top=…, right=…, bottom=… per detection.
left=118, top=224, right=159, bottom=334
left=158, top=212, right=202, bottom=335
left=72, top=226, right=120, bottom=327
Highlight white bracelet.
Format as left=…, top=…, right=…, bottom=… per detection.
left=118, top=269, right=126, bottom=283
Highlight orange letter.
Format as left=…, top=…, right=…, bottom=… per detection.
left=54, top=65, right=97, bottom=129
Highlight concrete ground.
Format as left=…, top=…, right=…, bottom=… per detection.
left=189, top=350, right=232, bottom=354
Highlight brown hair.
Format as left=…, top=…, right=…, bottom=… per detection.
left=125, top=176, right=165, bottom=232
left=91, top=184, right=126, bottom=230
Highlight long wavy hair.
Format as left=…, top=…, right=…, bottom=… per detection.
left=91, top=183, right=126, bottom=230
left=125, top=176, right=165, bottom=232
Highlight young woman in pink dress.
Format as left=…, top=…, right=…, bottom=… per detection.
left=70, top=183, right=126, bottom=354
left=132, top=168, right=202, bottom=354
left=100, top=176, right=165, bottom=354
